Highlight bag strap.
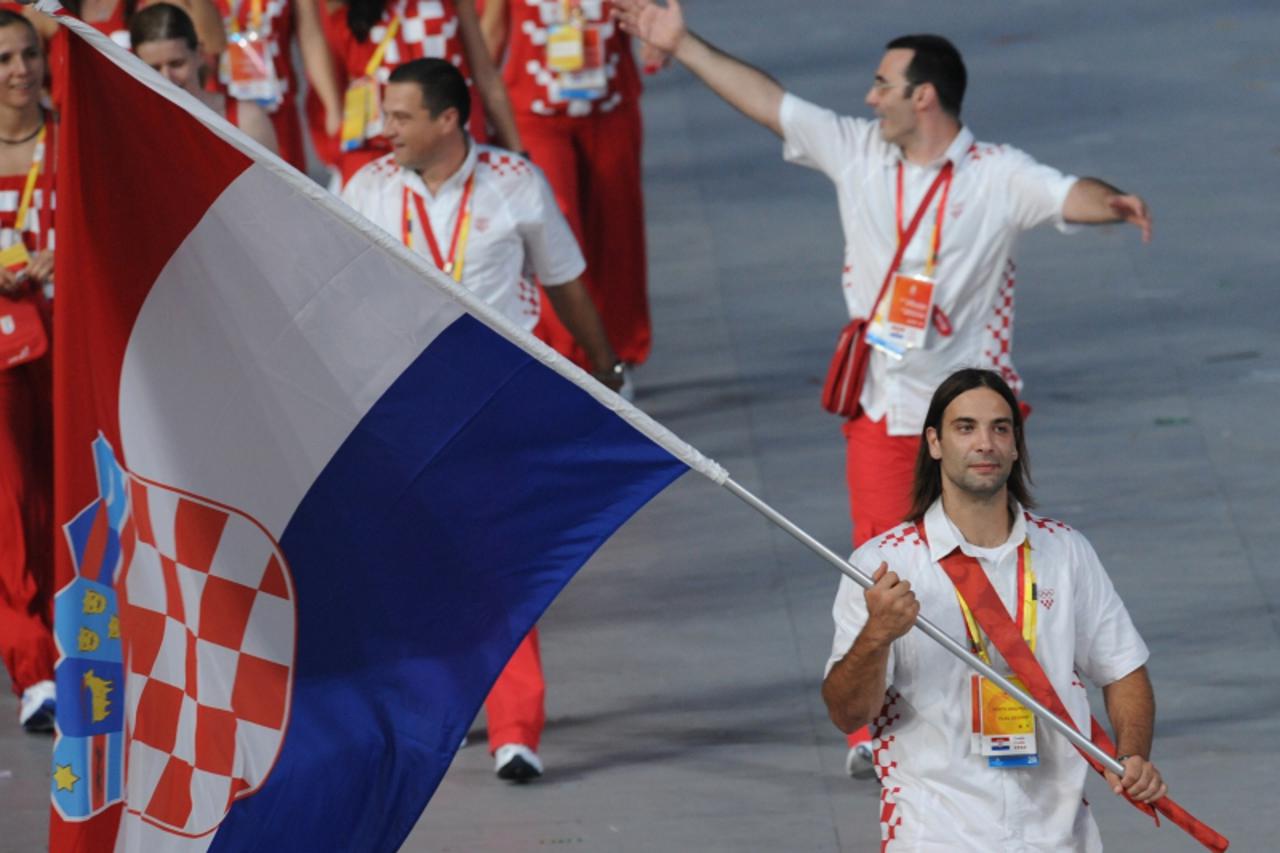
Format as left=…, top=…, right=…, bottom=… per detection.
left=921, top=519, right=1228, bottom=851
left=865, top=161, right=953, bottom=322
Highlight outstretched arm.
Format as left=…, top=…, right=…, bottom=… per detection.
left=1101, top=665, right=1167, bottom=804
left=613, top=0, right=784, bottom=136
left=1063, top=177, right=1152, bottom=243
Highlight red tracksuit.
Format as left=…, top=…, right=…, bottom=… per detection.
left=0, top=157, right=55, bottom=698
left=502, top=0, right=650, bottom=367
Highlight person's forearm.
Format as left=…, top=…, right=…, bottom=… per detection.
left=296, top=0, right=343, bottom=119
left=1102, top=666, right=1156, bottom=759
left=672, top=32, right=784, bottom=136
left=179, top=0, right=228, bottom=54
left=457, top=0, right=524, bottom=151
left=478, top=0, right=508, bottom=62
left=1063, top=177, right=1127, bottom=224
left=22, top=7, right=60, bottom=42
left=821, top=631, right=892, bottom=733
left=543, top=280, right=616, bottom=374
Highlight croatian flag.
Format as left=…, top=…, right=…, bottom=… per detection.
left=48, top=15, right=724, bottom=853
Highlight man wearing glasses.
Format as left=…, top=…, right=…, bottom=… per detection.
left=611, top=1, right=1152, bottom=778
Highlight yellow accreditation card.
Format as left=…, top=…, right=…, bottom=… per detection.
left=975, top=674, right=1039, bottom=767
left=545, top=20, right=585, bottom=72
left=0, top=241, right=31, bottom=274
left=340, top=77, right=381, bottom=152
left=341, top=16, right=399, bottom=151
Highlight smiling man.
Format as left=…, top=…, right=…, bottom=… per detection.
left=612, top=1, right=1153, bottom=776
left=821, top=369, right=1164, bottom=850
left=341, top=59, right=621, bottom=392
left=341, top=58, right=624, bottom=783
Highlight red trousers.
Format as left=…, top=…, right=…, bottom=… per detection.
left=524, top=101, right=651, bottom=367
left=841, top=414, right=920, bottom=748
left=0, top=358, right=55, bottom=697
left=843, top=414, right=921, bottom=551
left=484, top=626, right=545, bottom=752
left=483, top=104, right=652, bottom=747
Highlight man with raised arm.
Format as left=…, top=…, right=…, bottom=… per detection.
left=613, top=0, right=1152, bottom=776
left=822, top=368, right=1164, bottom=848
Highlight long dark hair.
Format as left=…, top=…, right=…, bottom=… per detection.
left=906, top=368, right=1034, bottom=522
left=347, top=0, right=390, bottom=44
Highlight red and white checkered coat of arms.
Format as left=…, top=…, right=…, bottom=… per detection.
left=117, top=473, right=296, bottom=835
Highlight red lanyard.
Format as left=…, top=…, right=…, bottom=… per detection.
left=402, top=170, right=475, bottom=280
left=894, top=160, right=954, bottom=278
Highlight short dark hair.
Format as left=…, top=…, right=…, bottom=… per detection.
left=129, top=3, right=198, bottom=51
left=0, top=8, right=38, bottom=40
left=906, top=368, right=1034, bottom=522
left=885, top=34, right=966, bottom=119
left=387, top=58, right=470, bottom=126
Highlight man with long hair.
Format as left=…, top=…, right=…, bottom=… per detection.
left=821, top=369, right=1165, bottom=849
left=612, top=1, right=1154, bottom=777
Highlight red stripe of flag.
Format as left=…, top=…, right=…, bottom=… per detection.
left=51, top=19, right=250, bottom=852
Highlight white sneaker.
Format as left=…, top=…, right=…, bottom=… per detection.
left=845, top=742, right=876, bottom=780
left=19, top=680, right=56, bottom=733
left=493, top=743, right=543, bottom=782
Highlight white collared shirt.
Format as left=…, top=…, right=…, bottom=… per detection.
left=341, top=143, right=585, bottom=331
left=826, top=500, right=1149, bottom=851
left=780, top=94, right=1079, bottom=435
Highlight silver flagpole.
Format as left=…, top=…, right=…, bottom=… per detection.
left=723, top=477, right=1125, bottom=777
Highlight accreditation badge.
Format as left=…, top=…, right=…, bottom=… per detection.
left=546, top=20, right=585, bottom=72
left=0, top=240, right=31, bottom=274
left=972, top=674, right=1039, bottom=767
left=550, top=25, right=606, bottom=101
left=340, top=76, right=382, bottom=152
left=866, top=273, right=936, bottom=358
left=222, top=32, right=282, bottom=107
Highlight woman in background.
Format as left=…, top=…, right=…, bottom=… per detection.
left=130, top=3, right=279, bottom=153
left=0, top=8, right=57, bottom=733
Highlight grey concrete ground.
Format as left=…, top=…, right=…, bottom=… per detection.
left=4, top=0, right=1278, bottom=849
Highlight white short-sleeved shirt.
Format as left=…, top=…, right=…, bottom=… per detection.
left=826, top=500, right=1149, bottom=852
left=341, top=142, right=586, bottom=330
left=780, top=94, right=1079, bottom=435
